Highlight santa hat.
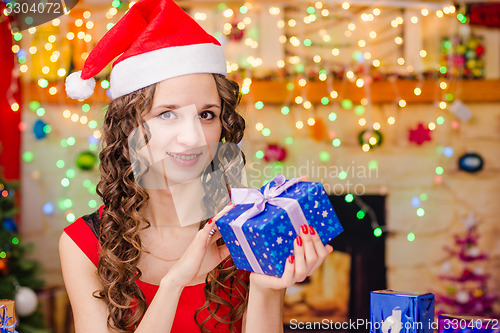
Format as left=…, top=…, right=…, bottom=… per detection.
left=65, top=0, right=226, bottom=100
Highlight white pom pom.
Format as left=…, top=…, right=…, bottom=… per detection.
left=65, top=71, right=96, bottom=100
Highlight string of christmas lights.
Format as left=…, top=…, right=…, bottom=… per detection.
left=4, top=1, right=476, bottom=241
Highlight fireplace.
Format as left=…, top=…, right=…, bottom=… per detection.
left=284, top=195, right=387, bottom=332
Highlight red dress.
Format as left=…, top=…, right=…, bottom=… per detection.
left=64, top=206, right=249, bottom=332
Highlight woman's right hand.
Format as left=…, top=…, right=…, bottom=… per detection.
left=161, top=202, right=235, bottom=288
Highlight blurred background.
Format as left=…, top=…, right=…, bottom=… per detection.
left=0, top=0, right=499, bottom=332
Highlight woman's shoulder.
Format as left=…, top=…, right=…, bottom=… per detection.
left=62, top=205, right=105, bottom=266
left=80, top=205, right=104, bottom=238
left=64, top=205, right=104, bottom=238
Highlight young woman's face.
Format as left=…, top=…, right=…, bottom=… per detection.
left=134, top=73, right=222, bottom=187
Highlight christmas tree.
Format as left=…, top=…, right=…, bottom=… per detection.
left=0, top=172, right=50, bottom=333
left=436, top=213, right=498, bottom=317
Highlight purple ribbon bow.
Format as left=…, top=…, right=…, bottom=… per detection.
left=0, top=305, right=18, bottom=333
left=229, top=175, right=308, bottom=274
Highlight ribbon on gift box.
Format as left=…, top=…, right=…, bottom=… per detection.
left=0, top=305, right=18, bottom=333
left=229, top=175, right=308, bottom=274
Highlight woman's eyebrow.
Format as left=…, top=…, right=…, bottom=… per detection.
left=152, top=104, right=180, bottom=111
left=202, top=104, right=221, bottom=109
left=152, top=104, right=221, bottom=111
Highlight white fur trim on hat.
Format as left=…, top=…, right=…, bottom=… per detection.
left=110, top=43, right=226, bottom=99
left=65, top=71, right=96, bottom=100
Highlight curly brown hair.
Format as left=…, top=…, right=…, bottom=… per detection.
left=95, top=74, right=249, bottom=332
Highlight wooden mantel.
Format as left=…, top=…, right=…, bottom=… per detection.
left=23, top=80, right=500, bottom=105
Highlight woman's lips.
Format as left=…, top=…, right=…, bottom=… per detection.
left=166, top=152, right=202, bottom=167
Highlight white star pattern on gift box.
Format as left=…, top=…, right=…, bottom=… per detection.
left=219, top=182, right=342, bottom=276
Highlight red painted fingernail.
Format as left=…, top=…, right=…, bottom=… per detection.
left=296, top=236, right=303, bottom=246
left=309, top=225, right=316, bottom=235
left=226, top=202, right=234, bottom=207
left=288, top=255, right=294, bottom=264
left=208, top=218, right=214, bottom=224
left=301, top=224, right=308, bottom=234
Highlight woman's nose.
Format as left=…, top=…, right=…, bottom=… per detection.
left=175, top=118, right=206, bottom=148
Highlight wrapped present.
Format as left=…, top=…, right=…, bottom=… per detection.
left=216, top=175, right=343, bottom=277
left=370, top=290, right=435, bottom=333
left=438, top=314, right=499, bottom=333
left=0, top=300, right=17, bottom=333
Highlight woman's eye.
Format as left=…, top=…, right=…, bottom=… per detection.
left=158, top=111, right=176, bottom=120
left=199, top=110, right=216, bottom=120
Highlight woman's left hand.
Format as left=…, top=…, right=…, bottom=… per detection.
left=249, top=224, right=334, bottom=291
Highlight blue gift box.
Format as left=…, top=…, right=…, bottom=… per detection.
left=438, top=314, right=499, bottom=333
left=216, top=175, right=343, bottom=277
left=0, top=303, right=18, bottom=333
left=370, top=290, right=435, bottom=333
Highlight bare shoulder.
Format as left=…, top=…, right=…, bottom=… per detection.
left=59, top=231, right=118, bottom=333
left=59, top=231, right=82, bottom=255
left=59, top=231, right=96, bottom=278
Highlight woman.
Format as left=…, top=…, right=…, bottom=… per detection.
left=59, top=1, right=334, bottom=332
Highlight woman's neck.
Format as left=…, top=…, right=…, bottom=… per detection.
left=142, top=178, right=206, bottom=237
